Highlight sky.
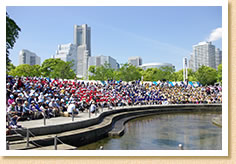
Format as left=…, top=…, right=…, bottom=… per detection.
left=7, top=6, right=222, bottom=71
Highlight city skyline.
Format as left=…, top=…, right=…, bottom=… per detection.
left=7, top=6, right=222, bottom=71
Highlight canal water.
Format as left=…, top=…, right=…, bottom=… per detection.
left=78, top=112, right=222, bottom=150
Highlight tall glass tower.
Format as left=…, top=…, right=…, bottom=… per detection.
left=74, top=24, right=91, bottom=78
left=74, top=24, right=91, bottom=56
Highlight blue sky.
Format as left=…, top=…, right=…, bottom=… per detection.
left=7, top=6, right=222, bottom=71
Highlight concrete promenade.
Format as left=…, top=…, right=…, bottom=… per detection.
left=18, top=104, right=221, bottom=129
left=18, top=106, right=120, bottom=129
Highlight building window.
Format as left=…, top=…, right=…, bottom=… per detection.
left=30, top=56, right=36, bottom=65
left=23, top=53, right=26, bottom=64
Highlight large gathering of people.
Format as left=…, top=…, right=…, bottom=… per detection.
left=6, top=75, right=222, bottom=130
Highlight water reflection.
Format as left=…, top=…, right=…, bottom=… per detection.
left=78, top=112, right=222, bottom=150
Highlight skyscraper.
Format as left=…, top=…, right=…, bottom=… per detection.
left=128, top=56, right=142, bottom=67
left=74, top=24, right=91, bottom=78
left=19, top=49, right=41, bottom=66
left=189, top=42, right=216, bottom=72
left=215, top=48, right=222, bottom=70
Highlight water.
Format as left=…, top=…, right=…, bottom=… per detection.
left=78, top=112, right=222, bottom=150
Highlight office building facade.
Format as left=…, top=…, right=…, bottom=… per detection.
left=189, top=42, right=222, bottom=71
left=128, top=56, right=142, bottom=67
left=215, top=48, right=222, bottom=70
left=19, top=49, right=41, bottom=66
left=88, top=55, right=119, bottom=70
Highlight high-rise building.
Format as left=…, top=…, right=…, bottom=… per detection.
left=74, top=24, right=91, bottom=52
left=88, top=55, right=119, bottom=70
left=189, top=42, right=216, bottom=72
left=52, top=43, right=77, bottom=73
left=128, top=56, right=142, bottom=67
left=19, top=49, right=41, bottom=66
left=74, top=24, right=91, bottom=78
left=215, top=48, right=222, bottom=70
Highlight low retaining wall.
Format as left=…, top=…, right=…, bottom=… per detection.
left=19, top=104, right=221, bottom=137
left=25, top=104, right=221, bottom=148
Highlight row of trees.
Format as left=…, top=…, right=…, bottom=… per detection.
left=8, top=58, right=76, bottom=79
left=89, top=63, right=222, bottom=86
left=8, top=60, right=222, bottom=85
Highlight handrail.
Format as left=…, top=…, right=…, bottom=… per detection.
left=54, top=135, right=66, bottom=150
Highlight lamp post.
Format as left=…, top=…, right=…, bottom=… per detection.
left=183, top=57, right=188, bottom=82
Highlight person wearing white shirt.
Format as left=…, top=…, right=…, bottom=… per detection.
left=67, top=101, right=79, bottom=115
left=90, top=101, right=97, bottom=114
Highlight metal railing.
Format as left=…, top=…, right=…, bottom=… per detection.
left=72, top=109, right=74, bottom=121
left=43, top=111, right=46, bottom=125
left=54, top=135, right=66, bottom=150
left=7, top=127, right=66, bottom=150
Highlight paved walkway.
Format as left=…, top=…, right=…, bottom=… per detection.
left=17, top=104, right=220, bottom=129
left=17, top=107, right=123, bottom=129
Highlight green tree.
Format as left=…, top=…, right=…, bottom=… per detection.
left=141, top=66, right=175, bottom=81
left=31, top=65, right=41, bottom=77
left=172, top=69, right=183, bottom=81
left=217, top=64, right=222, bottom=83
left=117, top=63, right=141, bottom=81
left=172, top=69, right=197, bottom=82
left=40, top=58, right=64, bottom=77
left=195, top=65, right=217, bottom=85
left=88, top=65, right=96, bottom=74
left=6, top=13, right=21, bottom=66
left=141, top=68, right=162, bottom=81
left=52, top=61, right=76, bottom=79
left=40, top=58, right=76, bottom=79
left=88, top=62, right=115, bottom=81
left=6, top=62, right=16, bottom=73
left=142, top=68, right=155, bottom=81
left=8, top=64, right=33, bottom=77
left=187, top=68, right=197, bottom=81
left=159, top=66, right=175, bottom=80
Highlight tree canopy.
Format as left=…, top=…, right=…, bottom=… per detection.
left=6, top=13, right=21, bottom=66
left=88, top=63, right=221, bottom=86
left=9, top=64, right=36, bottom=77
left=217, top=64, right=222, bottom=83
left=89, top=62, right=115, bottom=81
left=195, top=65, right=217, bottom=85
left=40, top=58, right=76, bottom=79
left=8, top=58, right=76, bottom=79
left=116, top=63, right=142, bottom=81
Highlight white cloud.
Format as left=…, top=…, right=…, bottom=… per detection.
left=207, top=27, right=222, bottom=42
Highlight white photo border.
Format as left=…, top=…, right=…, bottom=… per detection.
left=0, top=0, right=228, bottom=156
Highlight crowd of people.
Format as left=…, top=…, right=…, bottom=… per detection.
left=6, top=75, right=222, bottom=129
